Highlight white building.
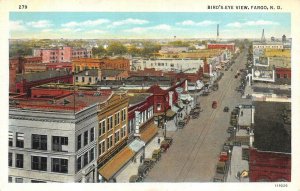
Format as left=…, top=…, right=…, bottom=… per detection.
left=9, top=104, right=98, bottom=183
left=131, top=58, right=204, bottom=73
left=252, top=42, right=284, bottom=50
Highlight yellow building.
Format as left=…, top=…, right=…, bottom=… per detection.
left=97, top=91, right=129, bottom=180
left=264, top=49, right=291, bottom=58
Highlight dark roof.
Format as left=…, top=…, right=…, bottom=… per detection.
left=101, top=69, right=125, bottom=77
left=147, top=85, right=167, bottom=95
left=274, top=78, right=291, bottom=85
left=76, top=69, right=98, bottom=77
left=16, top=70, right=71, bottom=83
left=253, top=101, right=291, bottom=153
left=252, top=87, right=291, bottom=96
left=128, top=94, right=151, bottom=106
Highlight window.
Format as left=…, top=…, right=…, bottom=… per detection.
left=16, top=154, right=23, bottom=168
left=52, top=136, right=68, bottom=152
left=121, top=108, right=126, bottom=121
left=15, top=178, right=23, bottom=183
left=52, top=158, right=68, bottom=173
left=128, top=119, right=135, bottom=134
left=107, top=136, right=113, bottom=150
left=107, top=116, right=113, bottom=131
left=77, top=157, right=82, bottom=172
left=121, top=125, right=126, bottom=138
left=32, top=134, right=47, bottom=150
left=114, top=112, right=120, bottom=126
left=89, top=77, right=92, bottom=83
left=98, top=140, right=105, bottom=156
left=82, top=77, right=85, bottom=82
left=84, top=131, right=88, bottom=146
left=31, top=156, right=47, bottom=171
left=77, top=134, right=82, bottom=150
left=9, top=131, right=13, bottom=146
left=83, top=152, right=88, bottom=167
left=114, top=131, right=120, bottom=143
left=31, top=180, right=46, bottom=183
left=90, top=128, right=94, bottom=142
left=277, top=74, right=281, bottom=78
left=16, top=132, right=24, bottom=148
left=284, top=74, right=288, bottom=78
left=157, top=103, right=161, bottom=111
left=75, top=76, right=78, bottom=82
left=9, top=153, right=12, bottom=167
left=8, top=176, right=12, bottom=183
left=89, top=148, right=94, bottom=162
left=99, top=120, right=106, bottom=136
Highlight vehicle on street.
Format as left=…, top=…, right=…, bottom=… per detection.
left=138, top=164, right=150, bottom=177
left=212, top=101, right=217, bottom=109
left=219, top=151, right=229, bottom=162
left=178, top=120, right=185, bottom=129
left=129, top=175, right=143, bottom=182
left=213, top=161, right=229, bottom=182
left=143, top=158, right=155, bottom=169
left=164, top=137, right=173, bottom=145
left=212, top=83, right=219, bottom=91
left=223, top=106, right=229, bottom=112
left=152, top=149, right=161, bottom=162
left=160, top=140, right=170, bottom=152
left=227, top=126, right=235, bottom=134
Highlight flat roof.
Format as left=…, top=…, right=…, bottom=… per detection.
left=253, top=101, right=291, bottom=153
left=128, top=93, right=152, bottom=106
left=238, top=107, right=252, bottom=127
left=16, top=70, right=71, bottom=83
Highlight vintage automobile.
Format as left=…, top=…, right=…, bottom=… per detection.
left=160, top=140, right=170, bottom=152
left=129, top=175, right=143, bottom=182
left=212, top=101, right=217, bottom=109
left=138, top=164, right=150, bottom=177
left=164, top=137, right=173, bottom=145
left=223, top=106, right=229, bottom=112
left=227, top=126, right=235, bottom=134
left=213, top=161, right=228, bottom=182
left=178, top=120, right=185, bottom=129
left=219, top=151, right=229, bottom=162
left=143, top=158, right=155, bottom=169
left=152, top=149, right=161, bottom=162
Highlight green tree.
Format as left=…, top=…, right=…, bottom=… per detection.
left=128, top=45, right=141, bottom=57
left=92, top=46, right=107, bottom=57
left=168, top=40, right=189, bottom=47
left=107, top=42, right=128, bottom=56
left=141, top=42, right=161, bottom=57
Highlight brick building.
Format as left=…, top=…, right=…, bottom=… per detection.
left=73, top=58, right=130, bottom=73
left=207, top=43, right=235, bottom=51
left=249, top=101, right=291, bottom=182
left=33, top=46, right=92, bottom=63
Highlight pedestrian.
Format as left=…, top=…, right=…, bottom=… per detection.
left=158, top=138, right=161, bottom=144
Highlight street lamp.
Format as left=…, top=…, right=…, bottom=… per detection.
left=164, top=121, right=167, bottom=139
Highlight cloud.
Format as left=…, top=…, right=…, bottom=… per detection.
left=227, top=20, right=279, bottom=28
left=86, top=29, right=106, bottom=34
left=123, top=24, right=171, bottom=33
left=176, top=20, right=218, bottom=26
left=62, top=19, right=110, bottom=27
left=110, top=18, right=149, bottom=27
left=41, top=29, right=53, bottom=32
left=10, top=20, right=27, bottom=31
left=27, top=20, right=53, bottom=28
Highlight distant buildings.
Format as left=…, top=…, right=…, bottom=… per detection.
left=33, top=46, right=92, bottom=63
left=207, top=43, right=235, bottom=51
left=159, top=46, right=189, bottom=54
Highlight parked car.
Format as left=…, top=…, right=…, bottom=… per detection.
left=164, top=137, right=173, bottom=145
left=223, top=106, right=229, bottom=112
left=212, top=101, right=217, bottom=109
left=227, top=126, right=235, bottom=134
left=129, top=175, right=143, bottom=182
left=160, top=140, right=170, bottom=152
left=178, top=120, right=185, bottom=129
left=152, top=149, right=161, bottom=162
left=219, top=151, right=229, bottom=162
left=138, top=164, right=150, bottom=177
left=143, top=158, right=155, bottom=169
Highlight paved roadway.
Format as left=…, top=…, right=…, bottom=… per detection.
left=145, top=49, right=251, bottom=182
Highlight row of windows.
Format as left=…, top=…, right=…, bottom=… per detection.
left=277, top=73, right=289, bottom=79
left=98, top=125, right=127, bottom=156
left=9, top=153, right=68, bottom=173
left=9, top=132, right=68, bottom=152
left=76, top=148, right=95, bottom=172
left=77, top=127, right=95, bottom=151
left=75, top=76, right=97, bottom=83
left=99, top=109, right=127, bottom=137
left=9, top=176, right=46, bottom=183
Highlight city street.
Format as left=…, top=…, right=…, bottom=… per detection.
left=145, top=49, right=251, bottom=182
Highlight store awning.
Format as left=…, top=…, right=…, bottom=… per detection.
left=140, top=123, right=158, bottom=143
left=128, top=139, right=145, bottom=152
left=98, top=147, right=134, bottom=180
left=166, top=109, right=176, bottom=118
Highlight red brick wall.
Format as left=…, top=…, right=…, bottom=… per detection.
left=276, top=68, right=291, bottom=79
left=9, top=62, right=17, bottom=92
left=208, top=44, right=235, bottom=51
left=249, top=148, right=291, bottom=182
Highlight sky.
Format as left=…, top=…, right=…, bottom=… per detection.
left=9, top=12, right=291, bottom=39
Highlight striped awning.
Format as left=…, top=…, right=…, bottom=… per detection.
left=98, top=147, right=134, bottom=181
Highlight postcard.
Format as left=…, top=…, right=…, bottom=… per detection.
left=0, top=0, right=299, bottom=191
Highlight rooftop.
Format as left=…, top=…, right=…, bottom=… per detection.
left=253, top=101, right=291, bottom=153
left=76, top=69, right=98, bottom=77
left=10, top=91, right=110, bottom=112
left=101, top=69, right=125, bottom=77
left=128, top=93, right=152, bottom=106
left=252, top=87, right=291, bottom=96
left=16, top=70, right=71, bottom=83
